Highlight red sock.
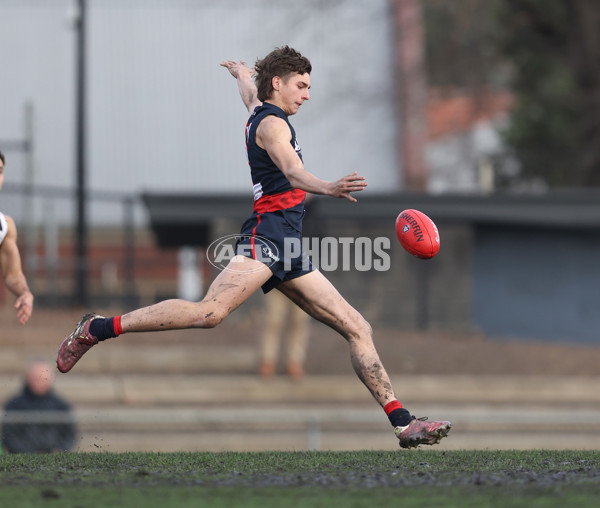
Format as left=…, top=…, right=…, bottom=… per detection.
left=384, top=400, right=403, bottom=415
left=113, top=315, right=123, bottom=336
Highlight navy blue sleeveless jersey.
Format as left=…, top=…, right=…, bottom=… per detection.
left=245, top=102, right=306, bottom=229
left=236, top=102, right=314, bottom=292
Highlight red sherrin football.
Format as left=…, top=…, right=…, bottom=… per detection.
left=395, top=209, right=440, bottom=259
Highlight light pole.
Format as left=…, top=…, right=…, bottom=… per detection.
left=74, top=0, right=88, bottom=306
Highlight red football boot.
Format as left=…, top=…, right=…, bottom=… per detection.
left=57, top=313, right=103, bottom=373
left=395, top=417, right=452, bottom=449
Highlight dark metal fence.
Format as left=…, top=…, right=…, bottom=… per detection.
left=2, top=182, right=141, bottom=308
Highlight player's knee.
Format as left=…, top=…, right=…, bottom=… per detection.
left=191, top=303, right=228, bottom=329
left=359, top=318, right=373, bottom=340
left=202, top=310, right=226, bottom=329
left=347, top=315, right=373, bottom=342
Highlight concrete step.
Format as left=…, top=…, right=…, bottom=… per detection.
left=5, top=402, right=600, bottom=452
left=4, top=374, right=599, bottom=452
left=63, top=403, right=600, bottom=452
left=73, top=428, right=600, bottom=453
left=2, top=374, right=598, bottom=406
left=62, top=404, right=600, bottom=431
left=0, top=345, right=258, bottom=374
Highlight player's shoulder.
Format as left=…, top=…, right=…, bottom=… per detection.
left=250, top=103, right=282, bottom=127
left=2, top=213, right=16, bottom=228
left=259, top=113, right=287, bottom=127
left=257, top=114, right=291, bottom=142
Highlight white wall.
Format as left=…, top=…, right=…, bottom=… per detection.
left=426, top=117, right=508, bottom=194
left=0, top=0, right=398, bottom=225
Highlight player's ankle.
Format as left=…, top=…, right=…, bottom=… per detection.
left=384, top=400, right=413, bottom=427
left=89, top=316, right=122, bottom=341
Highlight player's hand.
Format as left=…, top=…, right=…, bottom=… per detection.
left=329, top=172, right=367, bottom=202
left=15, top=291, right=33, bottom=325
left=220, top=60, right=255, bottom=79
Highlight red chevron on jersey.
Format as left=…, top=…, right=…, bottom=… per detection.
left=253, top=188, right=306, bottom=214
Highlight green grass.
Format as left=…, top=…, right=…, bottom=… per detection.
left=1, top=450, right=599, bottom=507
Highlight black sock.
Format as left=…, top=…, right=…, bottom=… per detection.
left=89, top=317, right=118, bottom=342
left=388, top=408, right=414, bottom=428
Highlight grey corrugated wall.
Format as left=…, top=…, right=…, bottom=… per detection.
left=0, top=0, right=398, bottom=225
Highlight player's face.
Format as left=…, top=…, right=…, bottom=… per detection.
left=276, top=72, right=310, bottom=116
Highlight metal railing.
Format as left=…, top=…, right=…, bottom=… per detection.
left=2, top=182, right=140, bottom=307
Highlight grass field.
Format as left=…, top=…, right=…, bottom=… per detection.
left=1, top=450, right=599, bottom=507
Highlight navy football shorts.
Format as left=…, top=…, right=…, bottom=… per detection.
left=236, top=211, right=314, bottom=293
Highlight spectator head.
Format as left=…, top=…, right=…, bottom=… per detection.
left=26, top=361, right=54, bottom=396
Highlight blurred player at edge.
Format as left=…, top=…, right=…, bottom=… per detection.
left=56, top=47, right=450, bottom=449
left=0, top=150, right=34, bottom=324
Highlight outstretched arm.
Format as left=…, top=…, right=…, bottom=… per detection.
left=0, top=215, right=33, bottom=324
left=220, top=60, right=262, bottom=113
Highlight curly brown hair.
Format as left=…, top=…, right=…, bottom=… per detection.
left=255, top=46, right=312, bottom=102
left=0, top=150, right=4, bottom=165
